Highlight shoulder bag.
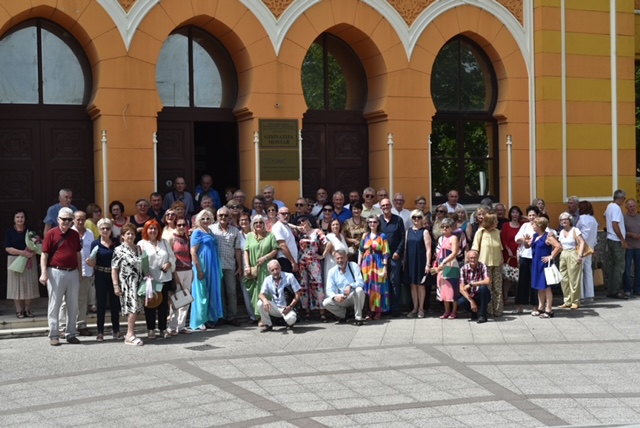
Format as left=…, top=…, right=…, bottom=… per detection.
left=573, top=228, right=594, bottom=257
left=170, top=276, right=193, bottom=310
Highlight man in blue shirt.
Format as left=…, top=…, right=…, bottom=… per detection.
left=43, top=188, right=77, bottom=235
left=257, top=260, right=301, bottom=332
left=332, top=191, right=352, bottom=223
left=323, top=249, right=365, bottom=325
left=194, top=174, right=222, bottom=211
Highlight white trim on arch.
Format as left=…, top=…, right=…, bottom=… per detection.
left=96, top=0, right=159, bottom=50
left=239, top=0, right=321, bottom=55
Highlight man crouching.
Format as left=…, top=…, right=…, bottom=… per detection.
left=323, top=249, right=366, bottom=326
left=258, top=260, right=301, bottom=332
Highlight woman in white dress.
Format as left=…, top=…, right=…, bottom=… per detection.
left=322, top=219, right=348, bottom=281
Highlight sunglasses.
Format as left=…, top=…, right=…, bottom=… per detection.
left=412, top=216, right=423, bottom=220
left=436, top=210, right=446, bottom=214
left=201, top=217, right=212, bottom=221
left=60, top=218, right=73, bottom=222
left=229, top=205, right=240, bottom=209
left=267, top=208, right=277, bottom=212
left=166, top=213, right=176, bottom=216
left=280, top=212, right=290, bottom=215
left=323, top=208, right=333, bottom=212
left=100, top=227, right=111, bottom=230
left=176, top=224, right=187, bottom=227
left=295, top=203, right=306, bottom=207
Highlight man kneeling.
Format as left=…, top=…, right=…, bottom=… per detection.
left=458, top=250, right=491, bottom=324
left=258, top=260, right=301, bottom=332
left=323, top=249, right=366, bottom=326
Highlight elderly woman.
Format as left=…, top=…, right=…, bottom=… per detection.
left=190, top=210, right=224, bottom=330
left=111, top=223, right=144, bottom=346
left=87, top=218, right=121, bottom=341
left=243, top=215, right=279, bottom=322
left=265, top=202, right=279, bottom=231
left=525, top=217, right=562, bottom=318
left=167, top=217, right=193, bottom=335
left=576, top=201, right=598, bottom=303
left=431, top=204, right=448, bottom=241
left=455, top=207, right=469, bottom=241
left=5, top=210, right=39, bottom=318
left=344, top=201, right=367, bottom=261
left=138, top=219, right=176, bottom=339
left=109, top=200, right=128, bottom=241
left=297, top=216, right=328, bottom=322
left=557, top=212, right=585, bottom=309
left=404, top=209, right=432, bottom=318
left=359, top=215, right=390, bottom=320
left=514, top=206, right=541, bottom=313
left=129, top=198, right=153, bottom=242
left=472, top=213, right=504, bottom=317
left=171, top=201, right=188, bottom=223
left=434, top=217, right=460, bottom=319
left=238, top=213, right=257, bottom=321
left=85, top=203, right=102, bottom=237
left=161, top=209, right=178, bottom=245
left=414, top=196, right=432, bottom=230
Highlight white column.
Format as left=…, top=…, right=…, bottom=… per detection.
left=387, top=133, right=394, bottom=197
left=101, top=130, right=108, bottom=211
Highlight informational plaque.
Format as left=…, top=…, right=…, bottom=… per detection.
left=259, top=119, right=300, bottom=180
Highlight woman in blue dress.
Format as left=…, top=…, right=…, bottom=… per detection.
left=190, top=210, right=223, bottom=330
left=525, top=217, right=562, bottom=318
left=404, top=209, right=432, bottom=318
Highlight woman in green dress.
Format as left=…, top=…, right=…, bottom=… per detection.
left=243, top=215, right=279, bottom=321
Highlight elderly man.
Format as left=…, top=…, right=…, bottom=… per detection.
left=457, top=250, right=491, bottom=324
left=494, top=203, right=508, bottom=230
left=362, top=187, right=382, bottom=219
left=195, top=174, right=222, bottom=211
left=292, top=197, right=316, bottom=227
left=43, top=188, right=77, bottom=235
left=374, top=188, right=389, bottom=208
left=257, top=260, right=301, bottom=332
left=391, top=192, right=412, bottom=229
left=445, top=190, right=464, bottom=213
left=149, top=192, right=165, bottom=223
left=263, top=185, right=285, bottom=209
left=310, top=187, right=329, bottom=217
left=58, top=211, right=94, bottom=337
left=233, top=189, right=252, bottom=215
left=272, top=206, right=298, bottom=273
left=323, top=249, right=365, bottom=325
left=605, top=189, right=628, bottom=300
left=332, top=191, right=352, bottom=223
left=624, top=199, right=640, bottom=296
left=40, top=207, right=83, bottom=346
left=567, top=196, right=580, bottom=227
left=345, top=190, right=360, bottom=210
left=379, top=198, right=405, bottom=317
left=191, top=194, right=214, bottom=225
left=210, top=206, right=242, bottom=326
left=163, top=176, right=195, bottom=217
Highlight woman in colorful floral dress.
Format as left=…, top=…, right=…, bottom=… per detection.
left=297, top=216, right=328, bottom=322
left=359, top=215, right=390, bottom=320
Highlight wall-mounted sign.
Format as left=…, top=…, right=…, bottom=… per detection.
left=259, top=119, right=298, bottom=148
left=260, top=150, right=299, bottom=181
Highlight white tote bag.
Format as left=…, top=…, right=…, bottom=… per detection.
left=544, top=260, right=562, bottom=285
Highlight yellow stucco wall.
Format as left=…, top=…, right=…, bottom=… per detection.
left=0, top=0, right=636, bottom=222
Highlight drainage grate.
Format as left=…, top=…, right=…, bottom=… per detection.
left=185, top=344, right=219, bottom=351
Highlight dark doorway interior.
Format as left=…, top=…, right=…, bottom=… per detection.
left=194, top=121, right=238, bottom=196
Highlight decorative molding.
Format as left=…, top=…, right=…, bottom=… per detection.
left=387, top=0, right=437, bottom=26
left=261, top=0, right=295, bottom=19
left=497, top=0, right=523, bottom=25
left=117, top=0, right=137, bottom=13
left=636, top=0, right=640, bottom=10
left=96, top=0, right=160, bottom=50
left=240, top=0, right=321, bottom=55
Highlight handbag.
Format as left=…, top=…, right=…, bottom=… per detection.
left=544, top=260, right=562, bottom=285
left=593, top=268, right=604, bottom=287
left=573, top=229, right=594, bottom=257
left=170, top=283, right=193, bottom=310
left=443, top=265, right=460, bottom=279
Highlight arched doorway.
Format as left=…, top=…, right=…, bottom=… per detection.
left=0, top=19, right=93, bottom=297
left=430, top=36, right=499, bottom=205
left=301, top=33, right=368, bottom=198
left=156, top=27, right=239, bottom=198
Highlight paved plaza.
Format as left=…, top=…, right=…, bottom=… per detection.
left=1, top=294, right=640, bottom=427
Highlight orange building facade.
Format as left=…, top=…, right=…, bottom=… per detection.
left=0, top=0, right=637, bottom=228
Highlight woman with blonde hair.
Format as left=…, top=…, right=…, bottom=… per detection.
left=471, top=213, right=504, bottom=317
left=525, top=217, right=562, bottom=318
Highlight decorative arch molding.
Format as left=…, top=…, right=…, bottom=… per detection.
left=240, top=0, right=321, bottom=55
left=96, top=0, right=159, bottom=50
left=362, top=0, right=528, bottom=65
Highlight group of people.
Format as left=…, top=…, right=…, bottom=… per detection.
left=4, top=176, right=634, bottom=345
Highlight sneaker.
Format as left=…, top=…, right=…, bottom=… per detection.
left=50, top=338, right=61, bottom=346
left=66, top=336, right=81, bottom=344
left=336, top=318, right=347, bottom=324
left=147, top=330, right=156, bottom=339
left=259, top=325, right=273, bottom=333
left=477, top=316, right=488, bottom=324
left=353, top=319, right=364, bottom=326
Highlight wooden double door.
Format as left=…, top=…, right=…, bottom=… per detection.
left=0, top=105, right=94, bottom=298
left=301, top=110, right=369, bottom=198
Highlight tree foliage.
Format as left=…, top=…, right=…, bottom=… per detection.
left=301, top=42, right=347, bottom=110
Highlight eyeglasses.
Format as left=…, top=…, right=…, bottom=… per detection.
left=267, top=208, right=277, bottom=212
left=229, top=205, right=240, bottom=209
left=280, top=212, right=290, bottom=216
left=177, top=224, right=187, bottom=227
left=254, top=221, right=265, bottom=225
left=218, top=214, right=229, bottom=218
left=323, top=208, right=333, bottom=212
left=364, top=194, right=375, bottom=198
left=378, top=194, right=388, bottom=198
left=100, top=227, right=111, bottom=231
left=412, top=216, right=423, bottom=220
left=166, top=213, right=176, bottom=217
left=295, top=203, right=306, bottom=207
left=436, top=210, right=446, bottom=214
left=60, top=218, right=73, bottom=222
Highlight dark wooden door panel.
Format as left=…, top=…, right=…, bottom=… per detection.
left=156, top=121, right=193, bottom=194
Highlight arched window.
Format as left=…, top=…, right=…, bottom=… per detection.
left=430, top=36, right=498, bottom=203
left=0, top=19, right=91, bottom=105
left=301, top=33, right=367, bottom=110
left=156, top=27, right=237, bottom=108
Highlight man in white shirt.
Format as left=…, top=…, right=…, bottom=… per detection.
left=271, top=207, right=298, bottom=273
left=362, top=187, right=382, bottom=219
left=604, top=189, right=627, bottom=299
left=258, top=260, right=301, bottom=331
left=323, top=249, right=365, bottom=325
left=391, top=192, right=412, bottom=230
left=445, top=190, right=464, bottom=213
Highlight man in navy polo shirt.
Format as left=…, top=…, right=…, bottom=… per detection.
left=332, top=191, right=352, bottom=223
left=40, top=207, right=83, bottom=346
